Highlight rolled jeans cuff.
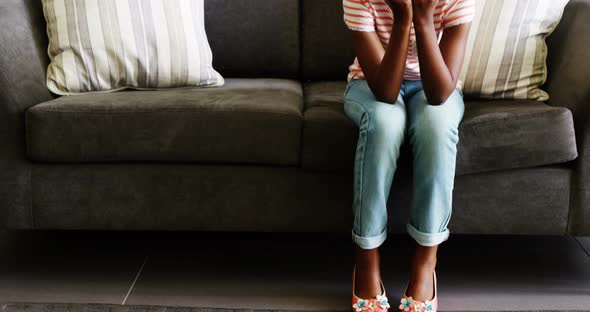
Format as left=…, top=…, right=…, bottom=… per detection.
left=352, top=228, right=387, bottom=249
left=406, top=223, right=450, bottom=247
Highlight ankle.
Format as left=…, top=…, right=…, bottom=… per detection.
left=411, top=252, right=437, bottom=272
left=413, top=257, right=437, bottom=271
left=354, top=245, right=380, bottom=269
left=353, top=268, right=383, bottom=298
left=412, top=244, right=438, bottom=268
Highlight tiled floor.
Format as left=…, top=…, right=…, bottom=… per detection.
left=0, top=231, right=144, bottom=304
left=0, top=230, right=589, bottom=311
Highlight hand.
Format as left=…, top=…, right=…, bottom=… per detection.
left=411, top=0, right=437, bottom=25
left=385, top=0, right=413, bottom=26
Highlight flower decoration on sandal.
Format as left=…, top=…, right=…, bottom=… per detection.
left=398, top=299, right=435, bottom=312
left=377, top=294, right=391, bottom=309
left=424, top=300, right=435, bottom=311
left=399, top=297, right=413, bottom=311
left=353, top=296, right=390, bottom=312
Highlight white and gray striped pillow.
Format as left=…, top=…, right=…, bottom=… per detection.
left=459, top=0, right=569, bottom=101
left=42, top=0, right=224, bottom=95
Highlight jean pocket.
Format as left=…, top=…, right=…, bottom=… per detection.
left=344, top=82, right=353, bottom=97
left=343, top=78, right=361, bottom=98
left=456, top=87, right=464, bottom=98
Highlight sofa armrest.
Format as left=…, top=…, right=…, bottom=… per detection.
left=545, top=0, right=590, bottom=235
left=0, top=73, right=37, bottom=229
left=0, top=0, right=55, bottom=229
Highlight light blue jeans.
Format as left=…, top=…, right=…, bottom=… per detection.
left=343, top=78, right=465, bottom=249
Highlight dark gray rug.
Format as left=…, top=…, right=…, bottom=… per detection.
left=2, top=303, right=589, bottom=312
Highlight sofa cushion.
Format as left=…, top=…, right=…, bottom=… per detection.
left=301, top=81, right=359, bottom=169
left=302, top=81, right=578, bottom=175
left=26, top=79, right=303, bottom=165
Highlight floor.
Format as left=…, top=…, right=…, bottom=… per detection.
left=0, top=230, right=588, bottom=311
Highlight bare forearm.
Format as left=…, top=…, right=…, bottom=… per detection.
left=357, top=0, right=413, bottom=104
left=414, top=18, right=456, bottom=105
left=368, top=23, right=412, bottom=104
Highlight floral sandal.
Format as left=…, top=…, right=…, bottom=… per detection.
left=352, top=265, right=391, bottom=312
left=398, top=271, right=438, bottom=312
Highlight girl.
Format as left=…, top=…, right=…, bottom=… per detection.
left=343, top=0, right=475, bottom=311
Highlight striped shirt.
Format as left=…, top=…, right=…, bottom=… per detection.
left=343, top=0, right=475, bottom=84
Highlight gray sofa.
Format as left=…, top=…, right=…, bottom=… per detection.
left=0, top=0, right=588, bottom=236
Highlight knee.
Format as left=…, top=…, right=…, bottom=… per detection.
left=362, top=104, right=407, bottom=141
left=426, top=88, right=464, bottom=107
left=410, top=109, right=460, bottom=146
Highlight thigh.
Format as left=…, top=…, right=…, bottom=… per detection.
left=406, top=87, right=465, bottom=130
left=343, top=79, right=406, bottom=127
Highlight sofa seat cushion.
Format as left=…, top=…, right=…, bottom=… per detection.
left=302, top=81, right=578, bottom=175
left=26, top=79, right=303, bottom=165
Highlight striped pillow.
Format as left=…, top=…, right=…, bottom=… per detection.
left=459, top=0, right=569, bottom=101
left=42, top=0, right=224, bottom=95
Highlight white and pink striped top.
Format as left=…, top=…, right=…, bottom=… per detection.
left=343, top=0, right=475, bottom=83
